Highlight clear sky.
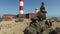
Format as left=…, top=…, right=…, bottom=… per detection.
left=0, top=0, right=60, bottom=17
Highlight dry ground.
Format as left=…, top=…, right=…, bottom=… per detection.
left=52, top=21, right=60, bottom=29
left=0, top=19, right=60, bottom=34
left=0, top=19, right=31, bottom=34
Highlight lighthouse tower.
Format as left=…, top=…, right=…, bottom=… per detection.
left=20, top=0, right=24, bottom=14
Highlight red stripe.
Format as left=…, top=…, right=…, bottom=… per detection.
left=20, top=6, right=24, bottom=10
left=20, top=0, right=24, bottom=2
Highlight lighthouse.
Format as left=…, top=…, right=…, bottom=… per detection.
left=18, top=0, right=25, bottom=18
left=20, top=0, right=24, bottom=14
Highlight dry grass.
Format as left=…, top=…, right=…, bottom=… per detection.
left=52, top=21, right=60, bottom=29
left=0, top=19, right=30, bottom=34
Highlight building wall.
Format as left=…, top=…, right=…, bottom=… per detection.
left=2, top=13, right=38, bottom=19
left=17, top=14, right=26, bottom=18
left=3, top=16, right=14, bottom=19
left=26, top=13, right=36, bottom=19
left=3, top=15, right=14, bottom=19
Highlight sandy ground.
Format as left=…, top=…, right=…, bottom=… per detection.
left=0, top=19, right=31, bottom=34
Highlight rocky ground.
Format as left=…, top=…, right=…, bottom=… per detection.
left=0, top=18, right=60, bottom=34
left=48, top=18, right=60, bottom=29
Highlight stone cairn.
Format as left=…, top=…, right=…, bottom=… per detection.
left=24, top=2, right=55, bottom=34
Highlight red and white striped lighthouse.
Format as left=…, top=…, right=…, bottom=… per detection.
left=19, top=0, right=24, bottom=14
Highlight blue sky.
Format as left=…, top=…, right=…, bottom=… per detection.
left=0, top=0, right=60, bottom=17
